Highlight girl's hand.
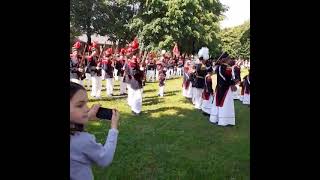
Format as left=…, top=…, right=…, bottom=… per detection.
left=110, top=109, right=120, bottom=129
left=88, top=104, right=101, bottom=120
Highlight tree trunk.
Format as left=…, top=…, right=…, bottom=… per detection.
left=192, top=39, right=195, bottom=55
left=86, top=33, right=91, bottom=45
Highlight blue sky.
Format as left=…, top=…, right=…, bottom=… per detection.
left=219, top=0, right=250, bottom=28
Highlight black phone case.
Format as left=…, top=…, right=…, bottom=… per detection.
left=96, top=107, right=113, bottom=120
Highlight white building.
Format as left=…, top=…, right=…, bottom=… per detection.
left=77, top=34, right=113, bottom=45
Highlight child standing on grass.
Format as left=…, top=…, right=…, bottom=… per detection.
left=70, top=82, right=120, bottom=180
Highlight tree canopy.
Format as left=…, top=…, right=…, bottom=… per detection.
left=127, top=0, right=226, bottom=57
left=70, top=0, right=249, bottom=60
left=219, top=21, right=250, bottom=60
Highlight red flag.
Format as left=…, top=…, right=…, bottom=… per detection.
left=126, top=47, right=133, bottom=54
left=132, top=37, right=139, bottom=50
left=120, top=48, right=126, bottom=55
left=172, top=43, right=180, bottom=57
left=105, top=48, right=113, bottom=55
left=73, top=41, right=81, bottom=49
left=92, top=42, right=98, bottom=48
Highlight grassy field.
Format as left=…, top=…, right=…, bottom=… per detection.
left=86, top=71, right=250, bottom=179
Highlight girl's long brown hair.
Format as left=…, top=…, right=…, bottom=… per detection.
left=70, top=82, right=86, bottom=135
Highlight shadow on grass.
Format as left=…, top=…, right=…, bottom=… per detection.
left=88, top=103, right=248, bottom=179
left=179, top=98, right=193, bottom=104
left=142, top=97, right=164, bottom=106
left=142, top=106, right=195, bottom=116
left=87, top=76, right=249, bottom=180
left=145, top=81, right=158, bottom=84
left=164, top=90, right=180, bottom=95
left=144, top=90, right=181, bottom=99
left=143, top=89, right=157, bottom=93
left=88, top=95, right=127, bottom=102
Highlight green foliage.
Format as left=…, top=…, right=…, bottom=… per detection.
left=70, top=0, right=249, bottom=60
left=70, top=0, right=136, bottom=45
left=97, top=1, right=137, bottom=46
left=129, top=0, right=226, bottom=57
left=70, top=0, right=99, bottom=43
left=70, top=24, right=82, bottom=46
left=219, top=21, right=250, bottom=59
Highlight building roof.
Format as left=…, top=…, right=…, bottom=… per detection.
left=77, top=34, right=113, bottom=45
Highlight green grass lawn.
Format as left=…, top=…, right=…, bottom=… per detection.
left=86, top=74, right=250, bottom=179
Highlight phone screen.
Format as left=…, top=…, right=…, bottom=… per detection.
left=96, top=107, right=113, bottom=120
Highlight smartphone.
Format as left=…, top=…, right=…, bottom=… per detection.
left=96, top=107, right=113, bottom=120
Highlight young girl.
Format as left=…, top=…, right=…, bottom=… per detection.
left=70, top=82, right=120, bottom=180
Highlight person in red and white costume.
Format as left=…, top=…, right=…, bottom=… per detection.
left=145, top=53, right=156, bottom=82
left=177, top=56, right=184, bottom=76
left=201, top=66, right=214, bottom=115
left=230, top=59, right=241, bottom=100
left=193, top=47, right=209, bottom=109
left=124, top=38, right=144, bottom=115
left=70, top=41, right=84, bottom=85
left=182, top=59, right=192, bottom=98
left=157, top=50, right=166, bottom=81
left=118, top=48, right=127, bottom=95
left=127, top=55, right=144, bottom=115
left=241, top=70, right=250, bottom=105
left=209, top=56, right=236, bottom=126
left=87, top=44, right=102, bottom=99
left=166, top=57, right=175, bottom=79
left=156, top=60, right=166, bottom=97
left=101, top=48, right=114, bottom=97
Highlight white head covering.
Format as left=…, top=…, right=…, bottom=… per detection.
left=197, top=47, right=209, bottom=60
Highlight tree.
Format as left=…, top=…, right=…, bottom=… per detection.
left=70, top=0, right=111, bottom=44
left=239, top=26, right=250, bottom=60
left=97, top=1, right=137, bottom=47
left=70, top=0, right=137, bottom=47
left=219, top=21, right=250, bottom=59
left=70, top=24, right=81, bottom=47
left=128, top=0, right=226, bottom=57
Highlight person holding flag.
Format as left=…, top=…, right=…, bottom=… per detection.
left=125, top=37, right=144, bottom=115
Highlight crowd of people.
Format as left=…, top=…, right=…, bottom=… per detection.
left=71, top=39, right=189, bottom=115
left=182, top=49, right=250, bottom=126
left=70, top=39, right=250, bottom=180
left=70, top=39, right=250, bottom=119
